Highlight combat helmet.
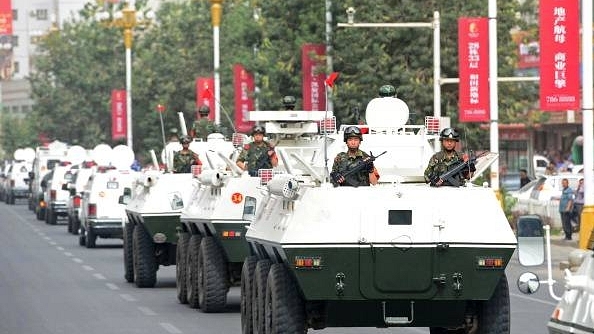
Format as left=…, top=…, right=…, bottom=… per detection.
left=378, top=84, right=396, bottom=97
left=343, top=126, right=363, bottom=142
left=198, top=105, right=210, bottom=118
left=282, top=95, right=296, bottom=110
left=252, top=125, right=265, bottom=135
left=180, top=135, right=192, bottom=144
left=439, top=127, right=460, bottom=142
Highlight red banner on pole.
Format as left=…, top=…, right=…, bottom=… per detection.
left=0, top=0, right=13, bottom=35
left=233, top=64, right=255, bottom=134
left=539, top=0, right=580, bottom=111
left=196, top=77, right=215, bottom=121
left=111, top=89, right=127, bottom=141
left=301, top=44, right=326, bottom=111
left=458, top=17, right=489, bottom=122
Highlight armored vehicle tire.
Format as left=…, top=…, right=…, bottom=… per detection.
left=72, top=219, right=80, bottom=235
left=176, top=231, right=190, bottom=304
left=123, top=223, right=134, bottom=283
left=133, top=225, right=157, bottom=288
left=78, top=226, right=86, bottom=246
left=429, top=274, right=510, bottom=334
left=36, top=207, right=44, bottom=221
left=264, top=263, right=306, bottom=334
left=479, top=274, right=510, bottom=334
left=47, top=209, right=57, bottom=225
left=186, top=234, right=202, bottom=308
left=85, top=227, right=97, bottom=248
left=67, top=217, right=73, bottom=233
left=252, top=259, right=271, bottom=334
left=197, top=236, right=228, bottom=313
left=241, top=256, right=257, bottom=334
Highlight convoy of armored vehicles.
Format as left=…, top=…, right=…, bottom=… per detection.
left=6, top=92, right=522, bottom=333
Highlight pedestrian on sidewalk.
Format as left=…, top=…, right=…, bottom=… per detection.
left=559, top=178, right=575, bottom=240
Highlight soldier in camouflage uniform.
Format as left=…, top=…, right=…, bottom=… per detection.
left=424, top=128, right=475, bottom=187
left=236, top=125, right=278, bottom=176
left=331, top=126, right=379, bottom=187
left=173, top=135, right=201, bottom=173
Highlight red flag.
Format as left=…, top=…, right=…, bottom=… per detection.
left=201, top=88, right=213, bottom=99
left=325, top=72, right=339, bottom=88
left=156, top=104, right=165, bottom=113
left=196, top=77, right=215, bottom=120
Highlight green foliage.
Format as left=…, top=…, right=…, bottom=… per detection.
left=19, top=0, right=537, bottom=159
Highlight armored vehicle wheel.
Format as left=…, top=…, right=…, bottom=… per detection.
left=72, top=219, right=80, bottom=236
left=176, top=231, right=190, bottom=304
left=186, top=234, right=202, bottom=308
left=123, top=223, right=134, bottom=283
left=36, top=207, right=44, bottom=221
left=133, top=224, right=157, bottom=288
left=47, top=209, right=57, bottom=225
left=67, top=217, right=73, bottom=233
left=197, top=236, right=228, bottom=312
left=429, top=274, right=510, bottom=334
left=85, top=227, right=97, bottom=248
left=478, top=274, right=510, bottom=334
left=241, top=256, right=257, bottom=334
left=8, top=193, right=14, bottom=205
left=264, top=263, right=306, bottom=334
left=252, top=259, right=271, bottom=334
left=78, top=226, right=86, bottom=246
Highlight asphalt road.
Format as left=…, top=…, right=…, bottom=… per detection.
left=0, top=201, right=570, bottom=333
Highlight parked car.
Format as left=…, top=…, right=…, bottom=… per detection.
left=511, top=173, right=582, bottom=229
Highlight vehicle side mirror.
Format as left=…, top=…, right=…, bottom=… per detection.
left=29, top=171, right=35, bottom=179
left=517, top=215, right=545, bottom=266
left=517, top=272, right=540, bottom=294
left=41, top=180, right=47, bottom=189
left=61, top=183, right=69, bottom=191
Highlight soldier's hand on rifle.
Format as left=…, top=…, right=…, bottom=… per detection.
left=330, top=171, right=345, bottom=185
left=267, top=148, right=276, bottom=157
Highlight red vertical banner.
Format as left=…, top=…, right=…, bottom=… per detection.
left=0, top=0, right=13, bottom=35
left=458, top=17, right=489, bottom=122
left=111, top=89, right=127, bottom=141
left=196, top=77, right=215, bottom=121
left=539, top=0, right=579, bottom=111
left=233, top=64, right=255, bottom=134
left=301, top=43, right=326, bottom=111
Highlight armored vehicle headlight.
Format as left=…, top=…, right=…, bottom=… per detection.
left=267, top=175, right=300, bottom=200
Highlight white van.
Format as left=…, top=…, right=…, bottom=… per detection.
left=30, top=141, right=68, bottom=219
left=79, top=167, right=137, bottom=248
left=4, top=161, right=33, bottom=205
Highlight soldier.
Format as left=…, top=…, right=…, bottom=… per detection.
left=236, top=125, right=278, bottom=176
left=331, top=126, right=379, bottom=187
left=173, top=135, right=201, bottom=173
left=424, top=128, right=475, bottom=187
left=191, top=105, right=218, bottom=140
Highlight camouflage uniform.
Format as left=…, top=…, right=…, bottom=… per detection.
left=424, top=151, right=468, bottom=186
left=173, top=150, right=200, bottom=173
left=331, top=149, right=372, bottom=187
left=237, top=141, right=274, bottom=176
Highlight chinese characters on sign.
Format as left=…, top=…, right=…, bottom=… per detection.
left=301, top=44, right=326, bottom=111
left=458, top=17, right=489, bottom=122
left=233, top=64, right=255, bottom=134
left=539, top=0, right=579, bottom=111
left=111, top=90, right=127, bottom=141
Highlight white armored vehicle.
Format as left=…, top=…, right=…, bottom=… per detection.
left=177, top=110, right=334, bottom=312
left=29, top=140, right=69, bottom=219
left=122, top=134, right=235, bottom=288
left=241, top=95, right=517, bottom=333
left=4, top=148, right=35, bottom=205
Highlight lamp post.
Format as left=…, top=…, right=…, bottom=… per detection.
left=97, top=3, right=154, bottom=149
left=210, top=0, right=222, bottom=126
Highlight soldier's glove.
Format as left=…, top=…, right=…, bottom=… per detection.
left=365, top=162, right=375, bottom=173
left=469, top=162, right=476, bottom=173
left=330, top=171, right=343, bottom=187
left=428, top=174, right=440, bottom=187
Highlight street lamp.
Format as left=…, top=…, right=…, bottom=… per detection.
left=210, top=0, right=222, bottom=126
left=96, top=3, right=154, bottom=149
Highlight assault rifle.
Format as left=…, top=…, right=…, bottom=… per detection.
left=429, top=151, right=484, bottom=187
left=331, top=151, right=387, bottom=187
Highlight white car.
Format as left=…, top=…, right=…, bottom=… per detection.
left=511, top=173, right=582, bottom=229
left=4, top=160, right=33, bottom=205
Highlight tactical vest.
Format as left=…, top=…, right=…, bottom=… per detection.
left=334, top=151, right=371, bottom=187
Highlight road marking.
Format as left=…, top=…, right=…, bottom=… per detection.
left=72, top=258, right=83, bottom=263
left=120, top=294, right=136, bottom=302
left=138, top=306, right=157, bottom=316
left=105, top=283, right=119, bottom=290
left=49, top=241, right=57, bottom=245
left=64, top=252, right=73, bottom=257
left=82, top=265, right=94, bottom=271
left=160, top=323, right=182, bottom=334
left=43, top=236, right=51, bottom=241
left=93, top=273, right=106, bottom=280
left=56, top=246, right=64, bottom=251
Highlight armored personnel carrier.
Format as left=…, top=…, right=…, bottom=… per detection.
left=122, top=134, right=235, bottom=288
left=177, top=110, right=334, bottom=312
left=241, top=96, right=516, bottom=333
